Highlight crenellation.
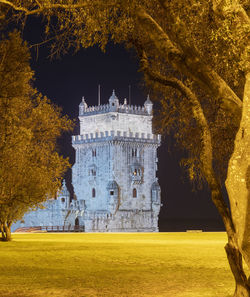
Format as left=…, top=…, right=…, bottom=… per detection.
left=80, top=101, right=150, bottom=116
left=72, top=131, right=160, bottom=144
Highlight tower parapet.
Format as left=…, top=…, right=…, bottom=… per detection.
left=79, top=90, right=152, bottom=116
left=78, top=90, right=155, bottom=136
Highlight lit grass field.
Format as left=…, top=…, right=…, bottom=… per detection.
left=0, top=232, right=239, bottom=297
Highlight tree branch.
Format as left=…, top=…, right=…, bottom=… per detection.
left=0, top=0, right=29, bottom=13
left=136, top=6, right=242, bottom=124
left=138, top=48, right=237, bottom=242
left=0, top=1, right=117, bottom=15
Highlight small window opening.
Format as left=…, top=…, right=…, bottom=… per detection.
left=61, top=198, right=65, bottom=203
left=133, top=188, right=137, bottom=198
left=132, top=148, right=138, bottom=157
left=91, top=169, right=96, bottom=176
left=112, top=103, right=114, bottom=106
left=133, top=169, right=137, bottom=176
left=110, top=190, right=114, bottom=196
left=92, top=149, right=96, bottom=157
left=92, top=188, right=96, bottom=198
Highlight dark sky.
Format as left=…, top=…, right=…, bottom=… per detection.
left=23, top=19, right=225, bottom=232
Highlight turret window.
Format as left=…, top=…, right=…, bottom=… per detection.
left=133, top=188, right=137, bottom=198
left=92, top=188, right=96, bottom=198
left=110, top=190, right=114, bottom=196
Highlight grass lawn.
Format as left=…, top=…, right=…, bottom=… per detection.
left=0, top=232, right=241, bottom=297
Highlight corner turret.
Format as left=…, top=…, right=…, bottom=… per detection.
left=79, top=96, right=88, bottom=115
left=58, top=180, right=70, bottom=208
left=109, top=90, right=119, bottom=111
left=144, top=95, right=153, bottom=115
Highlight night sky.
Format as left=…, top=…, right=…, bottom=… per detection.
left=23, top=19, right=225, bottom=232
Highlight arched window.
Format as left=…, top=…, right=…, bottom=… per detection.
left=133, top=188, right=137, bottom=198
left=92, top=188, right=96, bottom=198
left=92, top=149, right=96, bottom=157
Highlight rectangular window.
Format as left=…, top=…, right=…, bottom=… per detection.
left=110, top=190, right=114, bottom=196
left=133, top=188, right=137, bottom=198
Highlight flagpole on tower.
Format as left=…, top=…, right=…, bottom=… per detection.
left=129, top=85, right=131, bottom=105
left=98, top=84, right=101, bottom=106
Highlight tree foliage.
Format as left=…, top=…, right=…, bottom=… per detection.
left=0, top=31, right=73, bottom=241
left=0, top=1, right=249, bottom=295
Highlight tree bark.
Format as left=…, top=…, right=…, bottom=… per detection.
left=225, top=243, right=250, bottom=297
left=226, top=73, right=250, bottom=275
left=0, top=222, right=5, bottom=240
left=0, top=220, right=12, bottom=241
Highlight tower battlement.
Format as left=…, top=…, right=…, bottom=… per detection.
left=79, top=102, right=150, bottom=116
left=78, top=90, right=154, bottom=136
left=72, top=130, right=161, bottom=144
left=79, top=90, right=153, bottom=117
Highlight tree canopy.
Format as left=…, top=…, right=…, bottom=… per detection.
left=0, top=31, right=73, bottom=241
left=0, top=1, right=249, bottom=295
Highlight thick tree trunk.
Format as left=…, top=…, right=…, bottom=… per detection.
left=0, top=220, right=12, bottom=241
left=226, top=73, right=250, bottom=275
left=225, top=243, right=250, bottom=297
left=210, top=182, right=250, bottom=296
left=0, top=222, right=5, bottom=240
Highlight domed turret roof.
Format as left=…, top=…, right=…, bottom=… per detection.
left=109, top=90, right=119, bottom=104
left=144, top=95, right=153, bottom=105
left=59, top=180, right=70, bottom=197
left=79, top=96, right=87, bottom=107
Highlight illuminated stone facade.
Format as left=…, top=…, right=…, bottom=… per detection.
left=12, top=91, right=161, bottom=232
left=72, top=91, right=161, bottom=232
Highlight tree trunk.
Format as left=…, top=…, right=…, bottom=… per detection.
left=142, top=61, right=250, bottom=295
left=210, top=183, right=250, bottom=296
left=225, top=243, right=250, bottom=297
left=0, top=220, right=12, bottom=241
left=0, top=222, right=5, bottom=240
left=226, top=73, right=250, bottom=276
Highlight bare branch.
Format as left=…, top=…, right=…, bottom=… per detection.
left=0, top=1, right=117, bottom=16
left=0, top=0, right=29, bottom=13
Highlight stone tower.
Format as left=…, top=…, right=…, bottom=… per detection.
left=72, top=90, right=161, bottom=232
